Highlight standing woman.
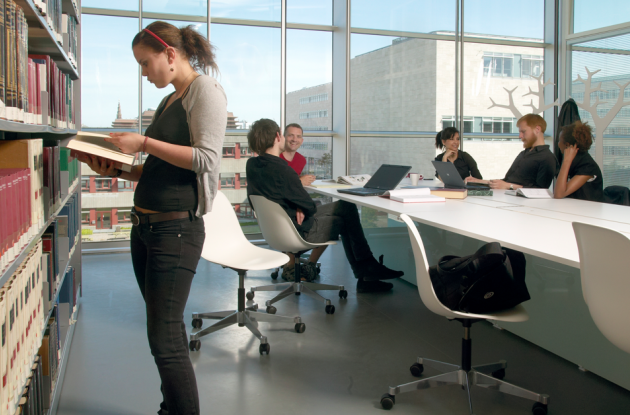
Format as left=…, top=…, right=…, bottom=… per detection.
left=434, top=127, right=483, bottom=180
left=79, top=21, right=227, bottom=415
left=554, top=121, right=604, bottom=202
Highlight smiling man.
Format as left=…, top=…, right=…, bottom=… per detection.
left=280, top=123, right=316, bottom=187
left=467, top=114, right=558, bottom=190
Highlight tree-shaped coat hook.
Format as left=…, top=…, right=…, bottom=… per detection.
left=488, top=72, right=559, bottom=118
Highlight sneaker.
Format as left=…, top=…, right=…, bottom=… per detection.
left=356, top=278, right=394, bottom=293
left=357, top=255, right=404, bottom=281
left=301, top=262, right=318, bottom=282
left=281, top=265, right=295, bottom=282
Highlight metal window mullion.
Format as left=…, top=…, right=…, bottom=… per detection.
left=208, top=0, right=212, bottom=66
left=454, top=0, right=459, bottom=140
left=459, top=0, right=464, bottom=146
left=281, top=0, right=286, bottom=131
left=345, top=0, right=351, bottom=175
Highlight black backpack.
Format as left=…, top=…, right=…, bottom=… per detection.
left=429, top=242, right=531, bottom=314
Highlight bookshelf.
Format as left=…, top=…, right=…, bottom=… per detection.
left=1, top=0, right=82, bottom=413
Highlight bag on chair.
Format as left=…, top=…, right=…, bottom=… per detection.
left=429, top=242, right=531, bottom=313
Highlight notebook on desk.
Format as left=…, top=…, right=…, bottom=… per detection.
left=337, top=164, right=411, bottom=196
left=432, top=161, right=490, bottom=190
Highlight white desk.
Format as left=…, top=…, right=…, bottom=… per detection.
left=309, top=180, right=630, bottom=391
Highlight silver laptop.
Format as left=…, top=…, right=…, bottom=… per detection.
left=432, top=161, right=490, bottom=190
left=338, top=164, right=412, bottom=196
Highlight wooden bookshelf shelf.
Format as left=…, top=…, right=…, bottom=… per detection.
left=15, top=0, right=80, bottom=80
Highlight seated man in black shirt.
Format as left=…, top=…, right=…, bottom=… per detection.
left=246, top=118, right=403, bottom=293
left=467, top=114, right=558, bottom=190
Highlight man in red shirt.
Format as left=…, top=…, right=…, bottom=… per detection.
left=280, top=123, right=316, bottom=186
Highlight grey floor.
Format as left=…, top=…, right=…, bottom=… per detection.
left=56, top=246, right=630, bottom=415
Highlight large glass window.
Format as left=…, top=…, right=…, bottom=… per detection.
left=574, top=0, right=630, bottom=34
left=211, top=0, right=281, bottom=22
left=287, top=0, right=332, bottom=25
left=351, top=0, right=455, bottom=33
left=571, top=33, right=630, bottom=188
left=286, top=29, right=332, bottom=130
left=211, top=24, right=281, bottom=126
left=143, top=0, right=208, bottom=16
left=82, top=0, right=138, bottom=11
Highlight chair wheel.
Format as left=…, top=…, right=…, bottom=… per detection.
left=191, top=318, right=203, bottom=329
left=295, top=323, right=306, bottom=333
left=259, top=343, right=270, bottom=355
left=295, top=292, right=301, bottom=296
left=266, top=306, right=277, bottom=314
left=492, top=368, right=505, bottom=380
left=380, top=393, right=395, bottom=410
left=339, top=289, right=348, bottom=299
left=410, top=362, right=424, bottom=377
left=271, top=269, right=279, bottom=280
left=189, top=340, right=201, bottom=351
left=246, top=291, right=255, bottom=301
left=532, top=402, right=548, bottom=415
left=325, top=305, right=335, bottom=314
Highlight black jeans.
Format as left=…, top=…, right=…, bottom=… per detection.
left=303, top=200, right=373, bottom=273
left=130, top=214, right=205, bottom=415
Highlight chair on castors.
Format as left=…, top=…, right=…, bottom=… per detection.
left=603, top=185, right=630, bottom=206
left=380, top=214, right=549, bottom=415
left=572, top=222, right=630, bottom=354
left=188, top=191, right=305, bottom=355
left=246, top=195, right=347, bottom=315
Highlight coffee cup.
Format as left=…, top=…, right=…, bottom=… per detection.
left=409, top=173, right=420, bottom=186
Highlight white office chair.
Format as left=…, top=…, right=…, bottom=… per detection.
left=380, top=214, right=549, bottom=415
left=246, top=195, right=347, bottom=315
left=188, top=192, right=305, bottom=355
left=572, top=222, right=630, bottom=354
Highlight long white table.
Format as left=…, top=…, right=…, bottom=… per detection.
left=309, top=180, right=630, bottom=391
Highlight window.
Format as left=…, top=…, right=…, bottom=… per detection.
left=81, top=179, right=89, bottom=192
left=482, top=117, right=514, bottom=133
left=299, top=93, right=328, bottom=104
left=118, top=180, right=134, bottom=192
left=299, top=110, right=328, bottom=119
left=239, top=176, right=248, bottom=188
left=223, top=146, right=236, bottom=157
left=220, top=174, right=235, bottom=188
left=483, top=53, right=514, bottom=77
left=522, top=55, right=543, bottom=78
left=240, top=145, right=252, bottom=156
left=301, top=142, right=329, bottom=151
left=95, top=178, right=112, bottom=191
left=117, top=210, right=132, bottom=223
left=440, top=117, right=473, bottom=134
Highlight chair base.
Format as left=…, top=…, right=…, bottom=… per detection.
left=189, top=269, right=305, bottom=355
left=381, top=321, right=549, bottom=414
left=249, top=281, right=346, bottom=314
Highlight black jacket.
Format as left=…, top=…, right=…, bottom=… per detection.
left=555, top=98, right=581, bottom=164
left=246, top=154, right=317, bottom=234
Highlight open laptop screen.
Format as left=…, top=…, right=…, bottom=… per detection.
left=364, top=164, right=412, bottom=190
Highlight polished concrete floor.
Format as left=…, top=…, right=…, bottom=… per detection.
left=57, top=247, right=630, bottom=415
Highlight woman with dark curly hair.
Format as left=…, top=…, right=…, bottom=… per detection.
left=554, top=121, right=604, bottom=202
left=433, top=127, right=482, bottom=180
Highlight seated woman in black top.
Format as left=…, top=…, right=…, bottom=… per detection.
left=434, top=127, right=483, bottom=180
left=554, top=121, right=604, bottom=202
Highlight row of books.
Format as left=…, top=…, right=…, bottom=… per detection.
left=0, top=1, right=77, bottom=128
left=32, top=0, right=63, bottom=44
left=0, top=241, right=47, bottom=415
left=0, top=140, right=80, bottom=275
left=61, top=14, right=78, bottom=69
left=17, top=355, right=46, bottom=415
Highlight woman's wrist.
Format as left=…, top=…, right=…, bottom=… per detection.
left=143, top=136, right=150, bottom=153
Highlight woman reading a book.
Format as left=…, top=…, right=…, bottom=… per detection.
left=434, top=127, right=483, bottom=180
left=554, top=121, right=604, bottom=202
left=77, top=21, right=226, bottom=415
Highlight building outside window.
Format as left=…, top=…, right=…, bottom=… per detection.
left=483, top=52, right=514, bottom=77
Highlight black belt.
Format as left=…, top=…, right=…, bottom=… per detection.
left=131, top=211, right=191, bottom=226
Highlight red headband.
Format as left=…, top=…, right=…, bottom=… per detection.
left=143, top=29, right=169, bottom=49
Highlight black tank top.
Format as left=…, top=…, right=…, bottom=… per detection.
left=134, top=94, right=198, bottom=212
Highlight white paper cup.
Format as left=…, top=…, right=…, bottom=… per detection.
left=410, top=173, right=420, bottom=186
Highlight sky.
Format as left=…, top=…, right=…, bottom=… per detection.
left=80, top=0, right=628, bottom=128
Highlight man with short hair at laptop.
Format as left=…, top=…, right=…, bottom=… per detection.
left=280, top=123, right=324, bottom=281
left=246, top=118, right=404, bottom=293
left=467, top=114, right=558, bottom=190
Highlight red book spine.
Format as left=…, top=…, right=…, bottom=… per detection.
left=25, top=169, right=31, bottom=234
left=0, top=176, right=6, bottom=259
left=8, top=173, right=17, bottom=247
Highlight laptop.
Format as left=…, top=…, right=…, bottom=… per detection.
left=432, top=161, right=490, bottom=190
left=338, top=164, right=412, bottom=196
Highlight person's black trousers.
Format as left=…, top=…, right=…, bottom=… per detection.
left=130, top=214, right=205, bottom=415
left=303, top=200, right=373, bottom=272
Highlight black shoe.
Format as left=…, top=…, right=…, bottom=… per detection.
left=356, top=256, right=404, bottom=281
left=301, top=262, right=317, bottom=282
left=356, top=278, right=393, bottom=293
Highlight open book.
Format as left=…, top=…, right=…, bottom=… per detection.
left=337, top=174, right=371, bottom=186
left=67, top=131, right=137, bottom=172
left=383, top=188, right=445, bottom=203
left=505, top=188, right=552, bottom=199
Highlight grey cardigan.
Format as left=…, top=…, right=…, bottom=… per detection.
left=154, top=75, right=227, bottom=216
